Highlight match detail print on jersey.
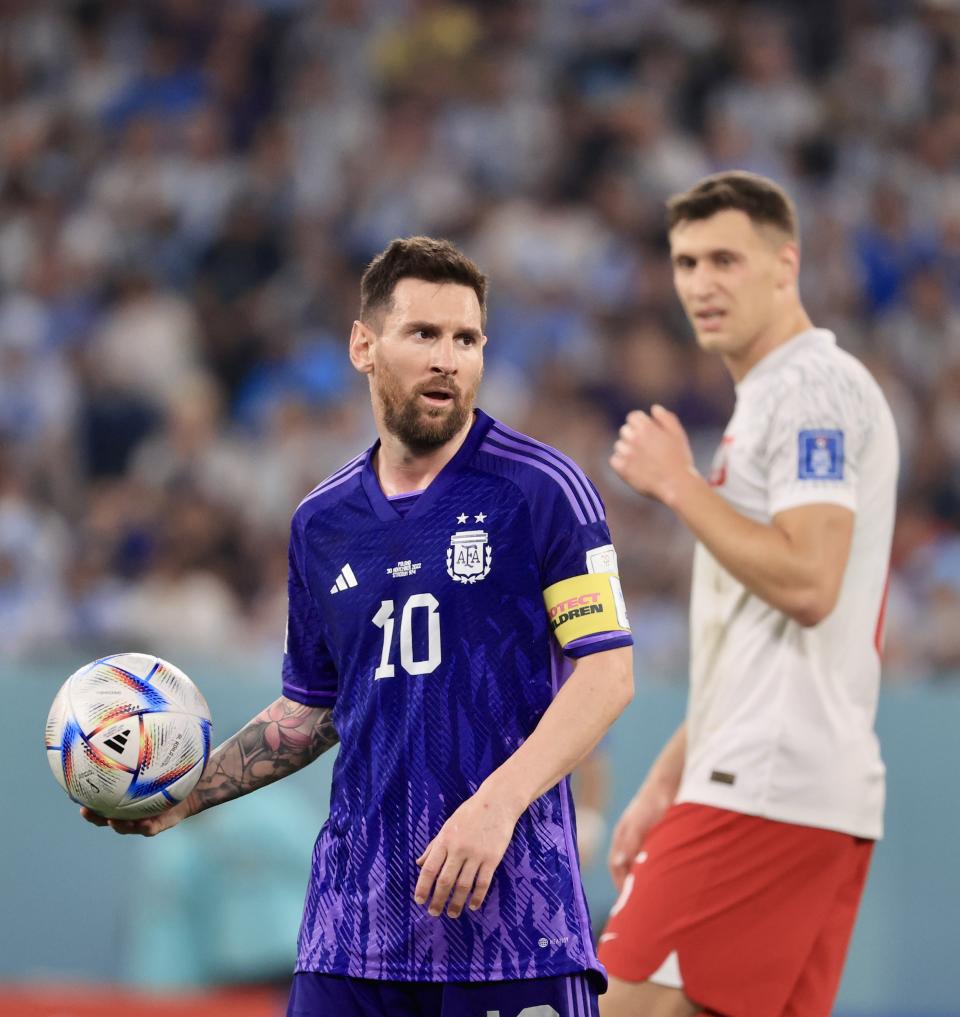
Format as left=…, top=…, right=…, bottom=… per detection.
left=544, top=573, right=630, bottom=648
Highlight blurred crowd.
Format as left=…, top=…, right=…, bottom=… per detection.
left=2, top=0, right=959, bottom=680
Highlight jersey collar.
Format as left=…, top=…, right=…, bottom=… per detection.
left=361, top=409, right=496, bottom=522
left=736, top=328, right=837, bottom=394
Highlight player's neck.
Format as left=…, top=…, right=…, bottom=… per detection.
left=373, top=413, right=476, bottom=497
left=724, top=305, right=814, bottom=384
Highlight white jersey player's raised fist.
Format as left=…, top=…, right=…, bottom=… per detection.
left=610, top=404, right=695, bottom=503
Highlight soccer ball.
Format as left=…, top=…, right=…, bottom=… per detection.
left=45, top=653, right=212, bottom=820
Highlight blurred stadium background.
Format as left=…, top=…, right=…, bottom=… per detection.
left=2, top=1, right=959, bottom=1014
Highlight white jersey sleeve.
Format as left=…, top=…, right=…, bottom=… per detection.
left=764, top=363, right=868, bottom=517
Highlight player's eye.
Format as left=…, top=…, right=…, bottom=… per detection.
left=457, top=334, right=477, bottom=347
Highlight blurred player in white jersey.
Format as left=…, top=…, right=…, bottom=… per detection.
left=597, top=172, right=899, bottom=1017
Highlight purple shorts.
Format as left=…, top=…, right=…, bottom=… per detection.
left=286, top=971, right=599, bottom=1017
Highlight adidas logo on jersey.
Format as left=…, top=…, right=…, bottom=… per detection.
left=330, top=564, right=358, bottom=594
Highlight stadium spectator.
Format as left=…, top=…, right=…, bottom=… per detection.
left=0, top=0, right=955, bottom=687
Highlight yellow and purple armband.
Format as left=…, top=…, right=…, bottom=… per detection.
left=543, top=573, right=631, bottom=649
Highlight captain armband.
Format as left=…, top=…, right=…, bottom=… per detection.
left=543, top=573, right=631, bottom=649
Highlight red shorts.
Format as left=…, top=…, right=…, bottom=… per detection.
left=597, top=803, right=873, bottom=1017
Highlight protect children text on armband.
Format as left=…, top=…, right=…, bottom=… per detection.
left=543, top=573, right=631, bottom=648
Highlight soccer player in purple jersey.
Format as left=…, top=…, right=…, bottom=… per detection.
left=83, top=236, right=635, bottom=1017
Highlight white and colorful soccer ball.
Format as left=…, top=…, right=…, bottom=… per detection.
left=45, top=653, right=212, bottom=820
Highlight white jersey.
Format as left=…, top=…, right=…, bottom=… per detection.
left=678, top=328, right=899, bottom=839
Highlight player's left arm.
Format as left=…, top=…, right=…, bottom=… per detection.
left=81, top=696, right=339, bottom=836
left=414, top=645, right=633, bottom=919
left=612, top=405, right=854, bottom=626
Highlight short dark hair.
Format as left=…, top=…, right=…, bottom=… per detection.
left=666, top=171, right=798, bottom=239
left=359, top=236, right=488, bottom=327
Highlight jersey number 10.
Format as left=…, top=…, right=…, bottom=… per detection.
left=372, top=594, right=441, bottom=680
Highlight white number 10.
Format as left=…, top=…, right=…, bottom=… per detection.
left=372, top=594, right=441, bottom=680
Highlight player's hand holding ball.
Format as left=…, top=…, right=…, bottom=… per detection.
left=610, top=404, right=696, bottom=504
left=79, top=797, right=193, bottom=836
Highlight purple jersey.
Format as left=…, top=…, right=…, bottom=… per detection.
left=282, top=410, right=632, bottom=985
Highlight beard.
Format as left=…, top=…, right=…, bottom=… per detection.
left=374, top=364, right=479, bottom=453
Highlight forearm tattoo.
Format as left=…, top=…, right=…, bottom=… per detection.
left=189, top=697, right=338, bottom=816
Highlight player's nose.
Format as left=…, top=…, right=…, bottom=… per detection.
left=430, top=335, right=458, bottom=374
left=689, top=263, right=721, bottom=300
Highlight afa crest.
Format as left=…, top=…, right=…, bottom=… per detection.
left=446, top=529, right=492, bottom=584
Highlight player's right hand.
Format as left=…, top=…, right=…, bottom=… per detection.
left=607, top=788, right=670, bottom=891
left=610, top=405, right=695, bottom=503
left=414, top=786, right=522, bottom=919
left=80, top=798, right=192, bottom=837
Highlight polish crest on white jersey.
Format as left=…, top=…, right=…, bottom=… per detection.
left=678, top=329, right=899, bottom=839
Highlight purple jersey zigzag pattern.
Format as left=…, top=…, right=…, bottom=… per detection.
left=282, top=410, right=632, bottom=985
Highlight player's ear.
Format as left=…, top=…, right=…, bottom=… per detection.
left=349, top=320, right=376, bottom=374
left=775, top=241, right=800, bottom=291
